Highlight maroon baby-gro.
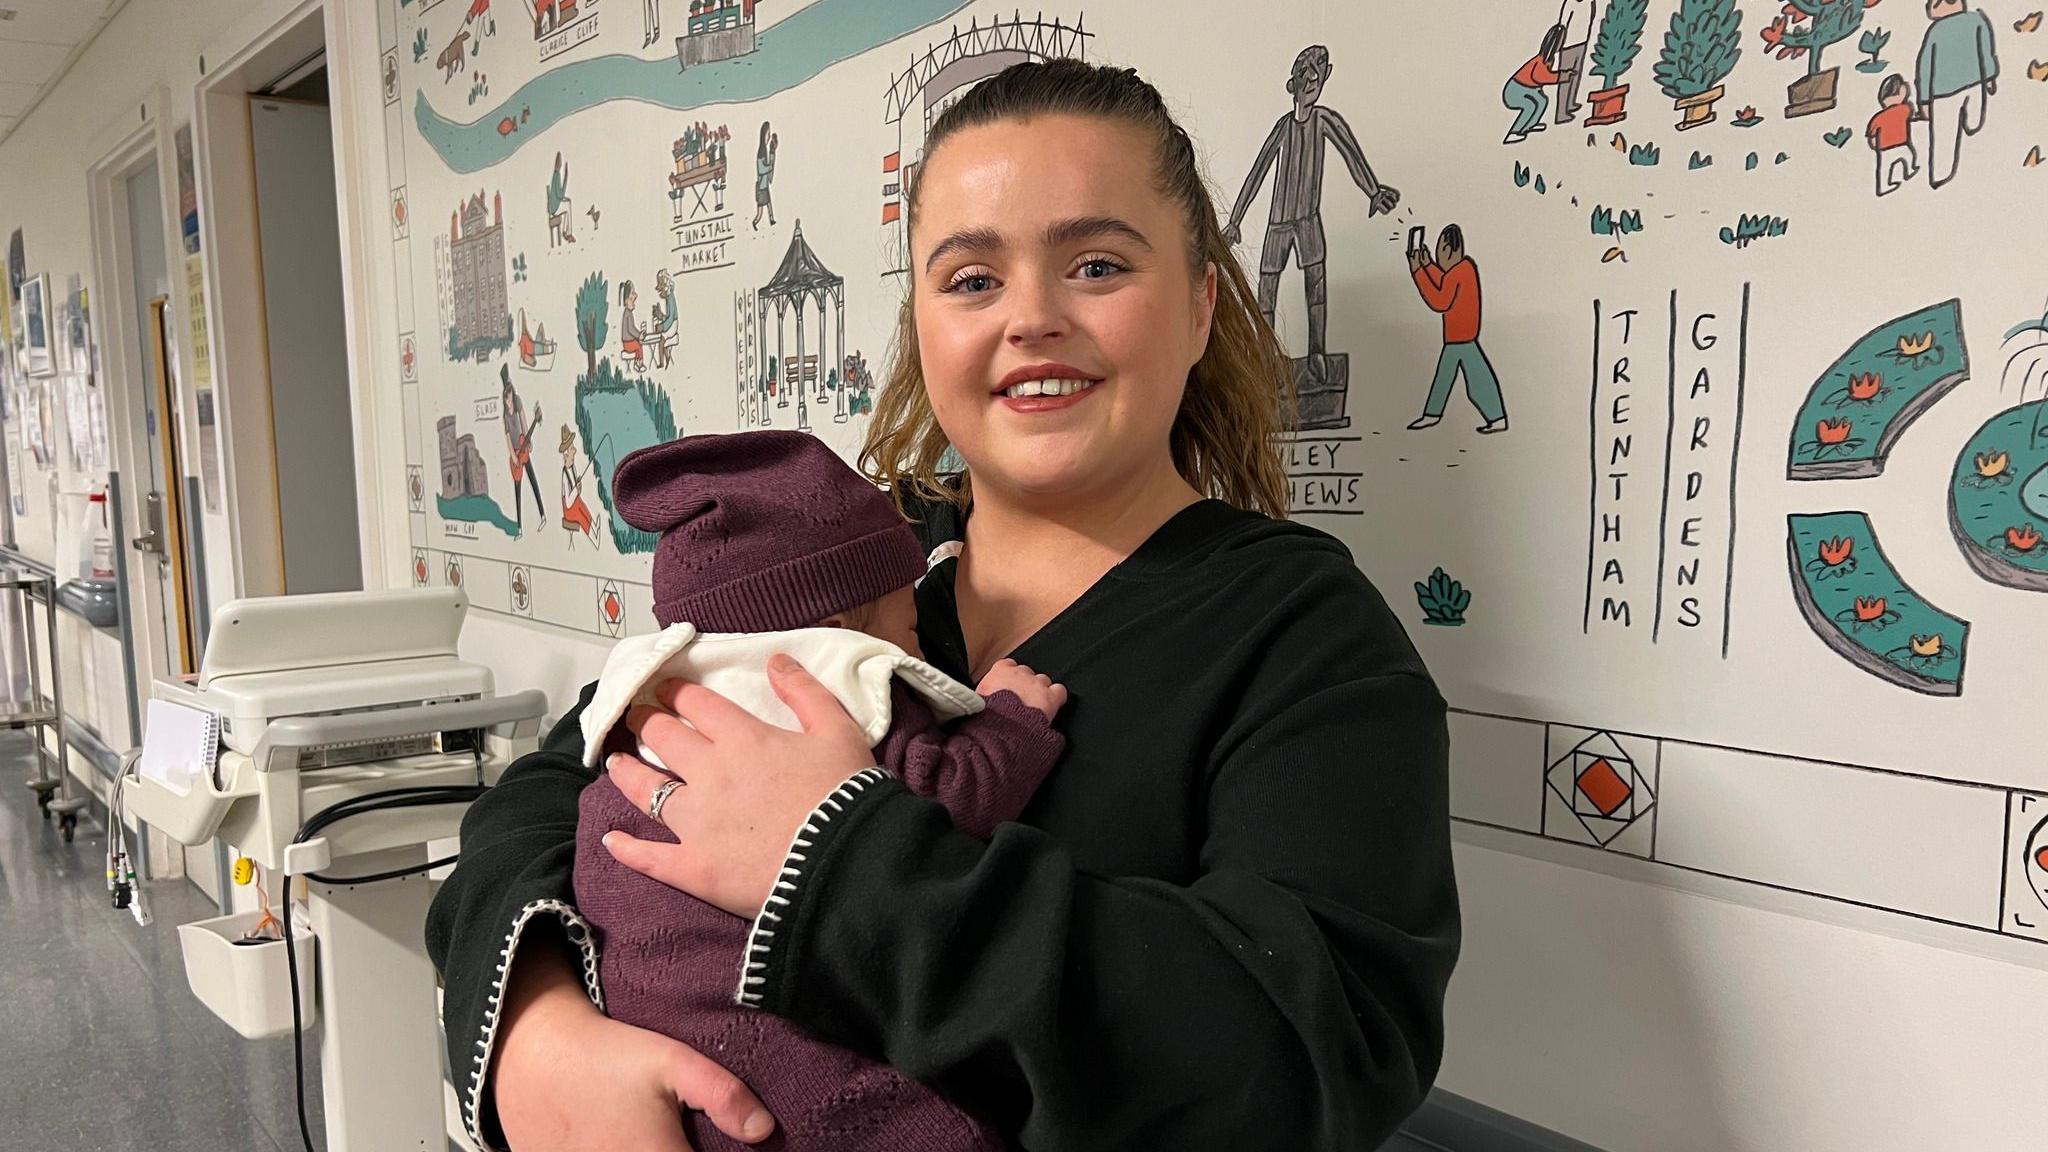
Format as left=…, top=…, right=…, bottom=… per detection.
left=573, top=684, right=1063, bottom=1150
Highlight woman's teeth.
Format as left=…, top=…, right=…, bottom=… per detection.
left=1002, top=378, right=1097, bottom=398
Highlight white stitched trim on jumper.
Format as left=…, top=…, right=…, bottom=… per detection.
left=459, top=898, right=604, bottom=1152
left=736, top=766, right=894, bottom=1006
left=915, top=540, right=963, bottom=587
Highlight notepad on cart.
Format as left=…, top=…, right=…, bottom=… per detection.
left=139, top=699, right=222, bottom=795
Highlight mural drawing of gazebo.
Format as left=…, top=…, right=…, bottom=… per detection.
left=755, top=221, right=844, bottom=432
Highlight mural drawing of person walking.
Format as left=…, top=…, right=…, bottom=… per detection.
left=1915, top=0, right=1998, bottom=190
left=1406, top=225, right=1509, bottom=435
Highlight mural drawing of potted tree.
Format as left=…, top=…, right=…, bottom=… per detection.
left=1761, top=0, right=1874, bottom=117
left=1586, top=0, right=1649, bottom=125
left=1655, top=0, right=1744, bottom=130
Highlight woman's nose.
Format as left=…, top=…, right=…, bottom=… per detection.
left=1004, top=274, right=1068, bottom=345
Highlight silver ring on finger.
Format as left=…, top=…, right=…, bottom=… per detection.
left=647, top=778, right=684, bottom=821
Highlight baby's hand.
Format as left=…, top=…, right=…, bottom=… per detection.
left=977, top=658, right=1067, bottom=721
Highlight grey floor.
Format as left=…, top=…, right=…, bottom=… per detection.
left=0, top=734, right=327, bottom=1152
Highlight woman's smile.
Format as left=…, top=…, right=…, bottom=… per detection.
left=995, top=361, right=1103, bottom=411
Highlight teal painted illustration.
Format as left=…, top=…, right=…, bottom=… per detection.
left=1591, top=206, right=1645, bottom=235
left=575, top=357, right=676, bottom=554
left=1948, top=399, right=2048, bottom=591
left=1788, top=299, right=1968, bottom=478
left=1415, top=567, right=1473, bottom=626
left=1718, top=212, right=1788, bottom=247
left=438, top=492, right=521, bottom=536
left=414, top=0, right=973, bottom=172
left=1787, top=512, right=1969, bottom=696
left=1655, top=0, right=1743, bottom=130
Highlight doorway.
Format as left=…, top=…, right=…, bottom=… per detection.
left=249, top=61, right=364, bottom=595
left=190, top=3, right=370, bottom=605
left=125, top=163, right=202, bottom=676
left=87, top=116, right=207, bottom=692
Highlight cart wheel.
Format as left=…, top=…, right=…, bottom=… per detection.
left=58, top=813, right=76, bottom=842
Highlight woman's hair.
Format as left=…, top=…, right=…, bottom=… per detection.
left=861, top=59, right=1293, bottom=519
left=758, top=120, right=771, bottom=159
left=1541, top=24, right=1567, bottom=60
left=618, top=280, right=635, bottom=305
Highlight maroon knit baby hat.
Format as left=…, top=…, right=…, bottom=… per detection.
left=611, top=430, right=926, bottom=632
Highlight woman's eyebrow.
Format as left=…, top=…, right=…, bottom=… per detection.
left=1044, top=216, right=1151, bottom=251
left=922, top=217, right=1154, bottom=274
left=923, top=226, right=1006, bottom=274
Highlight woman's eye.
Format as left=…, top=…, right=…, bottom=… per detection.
left=1077, top=258, right=1124, bottom=280
left=945, top=270, right=997, bottom=294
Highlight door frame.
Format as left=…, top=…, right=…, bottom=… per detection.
left=192, top=0, right=395, bottom=603
left=85, top=90, right=190, bottom=689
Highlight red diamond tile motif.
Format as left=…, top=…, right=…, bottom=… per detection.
left=1575, top=757, right=1632, bottom=817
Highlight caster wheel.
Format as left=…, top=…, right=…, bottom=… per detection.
left=58, top=814, right=76, bottom=842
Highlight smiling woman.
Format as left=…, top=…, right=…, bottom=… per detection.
left=428, top=59, right=1456, bottom=1152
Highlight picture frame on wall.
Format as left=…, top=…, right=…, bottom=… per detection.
left=22, top=273, right=54, bottom=378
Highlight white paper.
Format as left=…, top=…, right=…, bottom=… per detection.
left=138, top=699, right=220, bottom=796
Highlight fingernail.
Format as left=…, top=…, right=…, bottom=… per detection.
left=743, top=1109, right=774, bottom=1140
left=600, top=832, right=618, bottom=850
left=768, top=652, right=796, bottom=674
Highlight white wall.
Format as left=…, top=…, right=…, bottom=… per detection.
left=1445, top=838, right=2047, bottom=1150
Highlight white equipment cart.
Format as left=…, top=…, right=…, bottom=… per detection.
left=127, top=587, right=546, bottom=1152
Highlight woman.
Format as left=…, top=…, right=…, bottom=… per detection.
left=1503, top=24, right=1567, bottom=145
left=752, top=122, right=777, bottom=230
left=427, top=60, right=1457, bottom=1151
left=618, top=279, right=645, bottom=365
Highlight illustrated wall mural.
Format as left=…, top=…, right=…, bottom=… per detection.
left=376, top=0, right=2048, bottom=954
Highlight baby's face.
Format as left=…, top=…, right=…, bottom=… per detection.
left=861, top=586, right=923, bottom=658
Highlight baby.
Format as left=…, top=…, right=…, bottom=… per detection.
left=573, top=430, right=1064, bottom=1151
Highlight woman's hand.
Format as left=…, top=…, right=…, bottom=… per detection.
left=603, top=653, right=876, bottom=918
left=494, top=947, right=775, bottom=1149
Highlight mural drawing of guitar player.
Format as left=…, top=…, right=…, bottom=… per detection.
left=501, top=365, right=545, bottom=533
left=1224, top=44, right=1400, bottom=429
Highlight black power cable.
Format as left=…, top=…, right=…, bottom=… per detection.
left=278, top=784, right=490, bottom=1152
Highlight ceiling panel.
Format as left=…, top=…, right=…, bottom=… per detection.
left=0, top=38, right=63, bottom=86
left=0, top=0, right=116, bottom=47
left=0, top=0, right=122, bottom=147
left=0, top=80, right=41, bottom=118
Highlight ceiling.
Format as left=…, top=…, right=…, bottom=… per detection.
left=0, top=0, right=129, bottom=148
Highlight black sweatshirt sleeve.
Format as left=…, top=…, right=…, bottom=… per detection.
left=742, top=579, right=1460, bottom=1150
left=425, top=682, right=605, bottom=1152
